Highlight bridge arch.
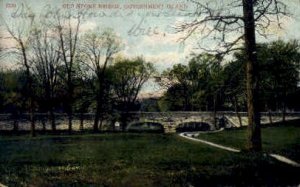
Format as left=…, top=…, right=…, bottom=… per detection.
left=175, top=121, right=211, bottom=132
left=126, top=121, right=164, bottom=133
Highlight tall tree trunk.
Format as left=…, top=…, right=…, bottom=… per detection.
left=121, top=110, right=129, bottom=132
left=20, top=41, right=35, bottom=137
left=30, top=101, right=36, bottom=137
left=50, top=109, right=56, bottom=131
left=243, top=0, right=261, bottom=151
left=42, top=117, right=46, bottom=132
left=213, top=94, right=218, bottom=129
left=93, top=78, right=104, bottom=132
left=67, top=82, right=73, bottom=134
left=27, top=68, right=35, bottom=137
left=112, top=119, right=116, bottom=132
left=268, top=109, right=273, bottom=125
left=184, top=84, right=189, bottom=111
left=99, top=117, right=104, bottom=132
left=13, top=120, right=19, bottom=132
left=12, top=111, right=19, bottom=132
left=93, top=99, right=101, bottom=132
left=80, top=113, right=84, bottom=131
left=68, top=110, right=72, bottom=134
left=67, top=98, right=73, bottom=134
left=282, top=89, right=286, bottom=122
left=282, top=102, right=286, bottom=122
left=233, top=96, right=243, bottom=127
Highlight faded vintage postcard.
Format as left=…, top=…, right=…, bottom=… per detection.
left=0, top=0, right=300, bottom=186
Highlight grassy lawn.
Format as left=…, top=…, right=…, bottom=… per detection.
left=0, top=133, right=299, bottom=186
left=197, top=123, right=300, bottom=162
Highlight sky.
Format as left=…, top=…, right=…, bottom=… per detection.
left=1, top=0, right=300, bottom=96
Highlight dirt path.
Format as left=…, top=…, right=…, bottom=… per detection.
left=179, top=132, right=240, bottom=152
left=0, top=183, right=7, bottom=187
left=179, top=132, right=300, bottom=167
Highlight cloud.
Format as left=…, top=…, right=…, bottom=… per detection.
left=121, top=30, right=199, bottom=72
left=141, top=32, right=181, bottom=47
left=79, top=21, right=97, bottom=33
left=0, top=26, right=18, bottom=49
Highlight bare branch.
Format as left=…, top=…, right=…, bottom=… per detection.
left=176, top=0, right=289, bottom=57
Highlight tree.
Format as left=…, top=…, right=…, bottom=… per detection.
left=109, top=57, right=155, bottom=130
left=30, top=25, right=61, bottom=131
left=260, top=40, right=300, bottom=121
left=223, top=59, right=246, bottom=126
left=73, top=74, right=94, bottom=131
left=158, top=83, right=192, bottom=111
left=225, top=40, right=300, bottom=126
left=158, top=53, right=224, bottom=114
left=0, top=70, right=5, bottom=113
left=80, top=28, right=123, bottom=132
left=234, top=40, right=300, bottom=118
left=3, top=16, right=37, bottom=136
left=0, top=70, right=26, bottom=132
left=160, top=64, right=191, bottom=111
left=53, top=13, right=81, bottom=133
left=177, top=0, right=289, bottom=151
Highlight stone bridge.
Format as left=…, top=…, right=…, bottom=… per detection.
left=127, top=112, right=222, bottom=133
